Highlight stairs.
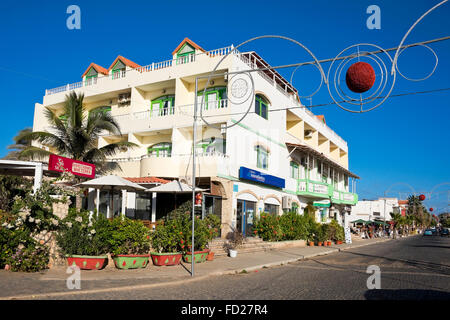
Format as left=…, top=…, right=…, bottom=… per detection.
left=208, top=237, right=273, bottom=257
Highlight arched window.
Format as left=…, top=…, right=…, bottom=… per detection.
left=255, top=94, right=269, bottom=119
left=197, top=87, right=227, bottom=109
left=151, top=95, right=175, bottom=117
left=196, top=137, right=226, bottom=155
left=148, top=142, right=172, bottom=157
left=255, top=145, right=269, bottom=170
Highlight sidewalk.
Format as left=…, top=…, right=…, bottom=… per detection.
left=0, top=236, right=410, bottom=299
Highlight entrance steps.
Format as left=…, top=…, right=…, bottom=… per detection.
left=208, top=237, right=273, bottom=257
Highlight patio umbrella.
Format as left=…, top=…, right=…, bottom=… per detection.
left=351, top=219, right=367, bottom=224
left=146, top=180, right=205, bottom=210
left=75, top=175, right=146, bottom=217
left=146, top=180, right=205, bottom=193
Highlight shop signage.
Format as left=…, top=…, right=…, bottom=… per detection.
left=48, top=154, right=96, bottom=178
left=313, top=199, right=331, bottom=207
left=239, top=167, right=285, bottom=189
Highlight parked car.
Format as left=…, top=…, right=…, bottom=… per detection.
left=423, top=229, right=433, bottom=236
left=440, top=228, right=449, bottom=237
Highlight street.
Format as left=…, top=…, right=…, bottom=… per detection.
left=22, top=235, right=450, bottom=300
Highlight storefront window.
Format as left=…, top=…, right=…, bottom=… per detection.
left=264, top=203, right=279, bottom=215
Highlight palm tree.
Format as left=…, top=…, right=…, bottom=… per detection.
left=3, top=127, right=50, bottom=160
left=19, top=91, right=136, bottom=175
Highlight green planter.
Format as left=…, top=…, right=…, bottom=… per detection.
left=112, top=254, right=150, bottom=269
left=182, top=250, right=209, bottom=263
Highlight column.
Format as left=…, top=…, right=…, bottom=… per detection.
left=151, top=192, right=157, bottom=222
left=33, top=162, right=43, bottom=194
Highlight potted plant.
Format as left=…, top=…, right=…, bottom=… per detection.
left=225, top=228, right=244, bottom=258
left=182, top=216, right=211, bottom=264
left=205, top=214, right=221, bottom=262
left=107, top=216, right=151, bottom=269
left=56, top=209, right=111, bottom=270
left=315, top=225, right=327, bottom=247
left=149, top=219, right=183, bottom=266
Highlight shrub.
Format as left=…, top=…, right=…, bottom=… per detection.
left=253, top=213, right=282, bottom=241
left=107, top=216, right=151, bottom=256
left=7, top=245, right=49, bottom=272
left=56, top=209, right=111, bottom=257
left=0, top=226, right=33, bottom=269
left=150, top=218, right=184, bottom=253
left=161, top=200, right=217, bottom=252
left=328, top=219, right=345, bottom=241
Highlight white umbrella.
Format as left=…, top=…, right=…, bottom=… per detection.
left=75, top=175, right=146, bottom=217
left=146, top=180, right=204, bottom=193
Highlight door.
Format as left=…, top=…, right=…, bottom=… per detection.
left=236, top=200, right=256, bottom=237
left=237, top=200, right=244, bottom=235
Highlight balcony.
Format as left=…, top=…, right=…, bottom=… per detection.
left=108, top=99, right=229, bottom=135
left=295, top=179, right=357, bottom=204
left=111, top=151, right=230, bottom=179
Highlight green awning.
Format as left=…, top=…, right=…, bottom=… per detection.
left=350, top=219, right=367, bottom=224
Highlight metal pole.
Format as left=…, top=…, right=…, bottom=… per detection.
left=191, top=77, right=199, bottom=277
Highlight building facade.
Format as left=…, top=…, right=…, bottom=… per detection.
left=349, top=198, right=400, bottom=224
left=32, top=38, right=359, bottom=237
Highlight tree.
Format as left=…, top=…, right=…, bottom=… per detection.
left=3, top=128, right=49, bottom=160
left=18, top=91, right=136, bottom=175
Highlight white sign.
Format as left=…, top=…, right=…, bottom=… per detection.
left=344, top=226, right=352, bottom=244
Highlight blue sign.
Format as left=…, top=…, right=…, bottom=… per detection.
left=239, top=167, right=285, bottom=189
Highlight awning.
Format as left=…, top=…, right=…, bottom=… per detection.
left=75, top=175, right=146, bottom=191
left=286, top=142, right=360, bottom=179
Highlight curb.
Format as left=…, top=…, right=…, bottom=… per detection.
left=1, top=237, right=404, bottom=300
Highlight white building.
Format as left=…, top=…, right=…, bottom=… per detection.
left=349, top=198, right=400, bottom=224
left=32, top=38, right=359, bottom=237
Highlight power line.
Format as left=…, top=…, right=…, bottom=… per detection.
left=201, top=87, right=450, bottom=119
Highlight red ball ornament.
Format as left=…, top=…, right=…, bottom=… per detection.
left=419, top=194, right=426, bottom=201
left=430, top=208, right=433, bottom=212
left=345, top=62, right=376, bottom=93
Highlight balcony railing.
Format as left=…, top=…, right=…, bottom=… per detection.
left=45, top=45, right=234, bottom=96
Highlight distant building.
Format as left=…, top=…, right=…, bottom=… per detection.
left=348, top=198, right=400, bottom=224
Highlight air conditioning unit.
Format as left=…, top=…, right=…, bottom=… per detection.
left=282, top=196, right=292, bottom=210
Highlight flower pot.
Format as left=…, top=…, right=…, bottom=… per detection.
left=229, top=249, right=237, bottom=258
left=150, top=252, right=182, bottom=266
left=112, top=254, right=150, bottom=269
left=317, top=242, right=323, bottom=246
left=206, top=251, right=215, bottom=261
left=182, top=250, right=209, bottom=263
left=308, top=241, right=315, bottom=246
left=336, top=240, right=343, bottom=245
left=323, top=241, right=328, bottom=246
left=327, top=241, right=332, bottom=246
left=66, top=255, right=108, bottom=270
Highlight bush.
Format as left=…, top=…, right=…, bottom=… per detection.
left=328, top=220, right=345, bottom=241
left=253, top=213, right=282, bottom=241
left=107, top=216, right=151, bottom=256
left=150, top=218, right=184, bottom=253
left=7, top=245, right=49, bottom=272
left=0, top=226, right=33, bottom=269
left=161, top=201, right=217, bottom=252
left=56, top=208, right=111, bottom=257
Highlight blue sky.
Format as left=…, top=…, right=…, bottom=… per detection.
left=0, top=0, right=449, bottom=213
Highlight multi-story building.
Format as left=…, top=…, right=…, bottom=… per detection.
left=32, top=38, right=359, bottom=237
left=349, top=198, right=400, bottom=224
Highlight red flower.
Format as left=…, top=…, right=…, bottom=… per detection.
left=180, top=239, right=184, bottom=244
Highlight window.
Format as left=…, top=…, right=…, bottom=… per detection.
left=196, top=137, right=226, bottom=155
left=197, top=87, right=227, bottom=110
left=89, top=106, right=111, bottom=117
left=256, top=145, right=269, bottom=170
left=290, top=161, right=299, bottom=179
left=255, top=94, right=269, bottom=119
left=264, top=203, right=279, bottom=215
left=176, top=43, right=195, bottom=64
left=322, top=164, right=329, bottom=183
left=292, top=202, right=299, bottom=214
left=148, top=142, right=172, bottom=157
left=151, top=95, right=175, bottom=117
left=111, top=60, right=126, bottom=80
left=85, top=74, right=97, bottom=86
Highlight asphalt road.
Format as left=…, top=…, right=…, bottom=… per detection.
left=35, top=234, right=450, bottom=300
